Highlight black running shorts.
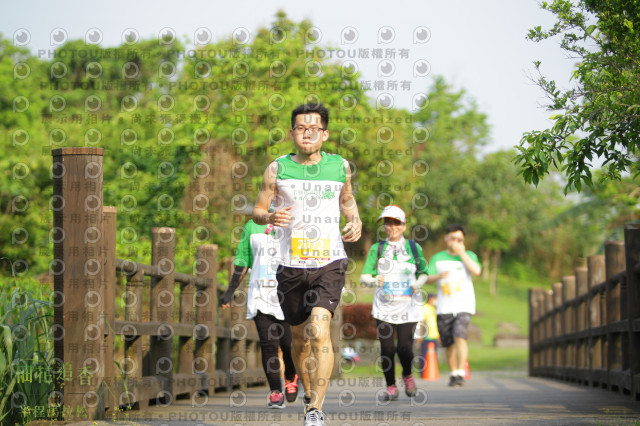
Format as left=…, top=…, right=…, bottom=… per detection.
left=276, top=258, right=348, bottom=326
left=436, top=312, right=471, bottom=348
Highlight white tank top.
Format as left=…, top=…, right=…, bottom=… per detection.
left=275, top=152, right=347, bottom=268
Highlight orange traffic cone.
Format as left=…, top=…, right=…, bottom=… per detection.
left=464, top=360, right=470, bottom=380
left=421, top=341, right=439, bottom=381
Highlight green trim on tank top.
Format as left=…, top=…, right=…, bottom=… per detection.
left=276, top=152, right=346, bottom=182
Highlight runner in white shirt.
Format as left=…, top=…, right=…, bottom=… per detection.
left=253, top=103, right=361, bottom=426
left=360, top=205, right=428, bottom=401
left=426, top=223, right=482, bottom=387
left=219, top=220, right=298, bottom=408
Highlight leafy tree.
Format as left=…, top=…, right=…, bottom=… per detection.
left=469, top=152, right=521, bottom=294
left=547, top=172, right=640, bottom=245
left=172, top=12, right=417, bottom=261
left=411, top=76, right=490, bottom=234
left=0, top=13, right=417, bottom=278
left=0, top=37, right=52, bottom=275
left=2, top=11, right=627, bottom=285
left=516, top=0, right=640, bottom=192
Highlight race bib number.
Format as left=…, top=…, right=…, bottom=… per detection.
left=383, top=279, right=412, bottom=299
left=291, top=229, right=331, bottom=266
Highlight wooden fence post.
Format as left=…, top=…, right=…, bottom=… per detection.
left=195, top=244, right=218, bottom=396
left=575, top=267, right=588, bottom=378
left=229, top=279, right=247, bottom=390
left=544, top=289, right=553, bottom=370
left=529, top=288, right=545, bottom=374
left=552, top=282, right=563, bottom=374
left=562, top=276, right=576, bottom=372
left=124, top=269, right=144, bottom=408
left=528, top=289, right=534, bottom=374
left=178, top=278, right=195, bottom=393
left=150, top=227, right=176, bottom=401
left=587, top=255, right=605, bottom=387
left=52, top=147, right=104, bottom=420
left=576, top=267, right=588, bottom=332
left=623, top=225, right=640, bottom=400
left=102, top=206, right=117, bottom=414
left=605, top=241, right=625, bottom=391
left=534, top=289, right=547, bottom=371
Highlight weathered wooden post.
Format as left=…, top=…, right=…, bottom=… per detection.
left=605, top=241, right=625, bottom=391
left=623, top=225, right=640, bottom=400
left=587, top=255, right=605, bottom=387
left=533, top=289, right=546, bottom=371
left=576, top=267, right=588, bottom=332
left=124, top=268, right=144, bottom=408
left=178, top=276, right=195, bottom=394
left=575, top=267, right=588, bottom=377
left=52, top=147, right=105, bottom=420
left=528, top=289, right=536, bottom=374
left=195, top=244, right=218, bottom=396
left=102, top=206, right=117, bottom=414
left=529, top=288, right=544, bottom=374
left=217, top=289, right=231, bottom=390
left=150, top=227, right=176, bottom=401
left=544, top=289, right=554, bottom=370
left=562, top=275, right=576, bottom=373
left=552, top=282, right=563, bottom=374
left=229, top=277, right=247, bottom=390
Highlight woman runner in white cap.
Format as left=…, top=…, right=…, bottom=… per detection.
left=360, top=205, right=429, bottom=401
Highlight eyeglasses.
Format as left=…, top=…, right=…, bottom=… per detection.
left=383, top=219, right=404, bottom=226
left=293, top=126, right=326, bottom=135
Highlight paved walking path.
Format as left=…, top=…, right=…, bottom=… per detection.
left=79, top=371, right=640, bottom=425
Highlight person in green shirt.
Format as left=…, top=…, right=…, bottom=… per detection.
left=426, top=224, right=481, bottom=387
left=219, top=220, right=298, bottom=408
left=360, top=205, right=428, bottom=401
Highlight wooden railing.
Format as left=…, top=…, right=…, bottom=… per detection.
left=529, top=224, right=640, bottom=400
left=51, top=147, right=265, bottom=421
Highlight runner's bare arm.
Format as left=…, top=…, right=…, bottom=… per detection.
left=450, top=240, right=482, bottom=276
left=459, top=250, right=482, bottom=276
left=253, top=161, right=292, bottom=227
left=340, top=159, right=361, bottom=242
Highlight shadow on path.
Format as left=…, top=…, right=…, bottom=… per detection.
left=76, top=371, right=640, bottom=425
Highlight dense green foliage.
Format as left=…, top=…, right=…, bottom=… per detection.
left=0, top=12, right=636, bottom=420
left=0, top=11, right=633, bottom=287
left=516, top=0, right=640, bottom=192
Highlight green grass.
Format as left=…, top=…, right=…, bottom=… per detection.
left=467, top=343, right=528, bottom=372
left=473, top=272, right=536, bottom=345
left=341, top=342, right=527, bottom=379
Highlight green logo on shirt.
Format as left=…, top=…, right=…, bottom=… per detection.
left=321, top=190, right=335, bottom=200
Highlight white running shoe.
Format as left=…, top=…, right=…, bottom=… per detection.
left=303, top=409, right=325, bottom=426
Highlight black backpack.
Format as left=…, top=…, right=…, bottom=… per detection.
left=376, top=240, right=420, bottom=276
